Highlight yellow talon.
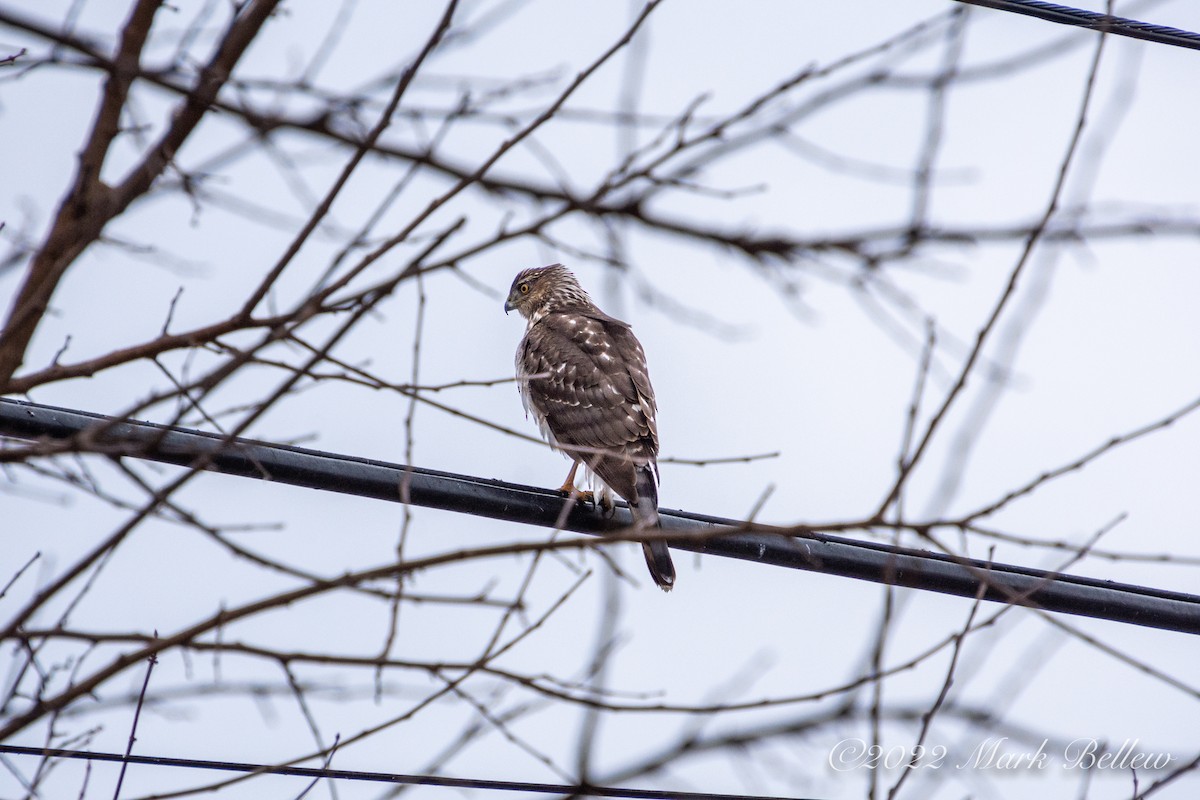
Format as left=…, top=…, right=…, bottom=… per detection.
left=558, top=461, right=593, bottom=504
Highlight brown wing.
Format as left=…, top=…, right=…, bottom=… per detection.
left=518, top=309, right=657, bottom=501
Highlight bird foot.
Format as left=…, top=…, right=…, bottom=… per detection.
left=559, top=483, right=595, bottom=505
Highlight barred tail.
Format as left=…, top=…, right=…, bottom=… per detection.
left=634, top=465, right=675, bottom=592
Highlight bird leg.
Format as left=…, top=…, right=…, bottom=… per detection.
left=558, top=460, right=594, bottom=504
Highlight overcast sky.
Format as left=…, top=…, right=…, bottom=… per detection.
left=3, top=2, right=1200, bottom=798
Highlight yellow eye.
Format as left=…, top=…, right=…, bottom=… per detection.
left=519, top=283, right=530, bottom=294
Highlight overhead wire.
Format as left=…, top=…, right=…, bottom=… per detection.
left=0, top=745, right=811, bottom=800
left=3, top=398, right=1200, bottom=634
left=954, top=0, right=1200, bottom=51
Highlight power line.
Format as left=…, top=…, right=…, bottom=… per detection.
left=3, top=397, right=1200, bottom=634
left=0, top=745, right=811, bottom=799
left=954, top=0, right=1200, bottom=51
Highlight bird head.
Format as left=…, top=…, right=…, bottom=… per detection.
left=504, top=264, right=591, bottom=319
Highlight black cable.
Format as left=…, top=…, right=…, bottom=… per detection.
left=3, top=397, right=1200, bottom=634
left=954, top=0, right=1200, bottom=51
left=0, top=745, right=811, bottom=799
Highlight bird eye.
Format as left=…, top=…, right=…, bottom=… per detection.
left=519, top=283, right=530, bottom=294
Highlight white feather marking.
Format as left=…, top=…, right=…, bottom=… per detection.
left=581, top=463, right=615, bottom=504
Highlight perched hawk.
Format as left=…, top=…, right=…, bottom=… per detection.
left=505, top=264, right=675, bottom=591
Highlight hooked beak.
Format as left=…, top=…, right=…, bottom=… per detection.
left=503, top=298, right=515, bottom=314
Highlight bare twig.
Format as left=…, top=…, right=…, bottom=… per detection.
left=112, top=647, right=157, bottom=800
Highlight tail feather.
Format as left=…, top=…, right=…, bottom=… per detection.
left=633, top=465, right=675, bottom=592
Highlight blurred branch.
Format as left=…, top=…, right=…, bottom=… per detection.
left=964, top=392, right=1200, bottom=522
left=877, top=16, right=1110, bottom=516
left=2, top=3, right=1197, bottom=403
left=0, top=0, right=281, bottom=388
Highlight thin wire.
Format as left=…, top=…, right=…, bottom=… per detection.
left=955, top=0, right=1200, bottom=51
left=3, top=398, right=1200, bottom=634
left=0, top=745, right=811, bottom=800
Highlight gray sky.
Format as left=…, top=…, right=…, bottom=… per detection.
left=3, top=1, right=1200, bottom=798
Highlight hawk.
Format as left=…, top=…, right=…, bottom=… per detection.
left=505, top=264, right=675, bottom=591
